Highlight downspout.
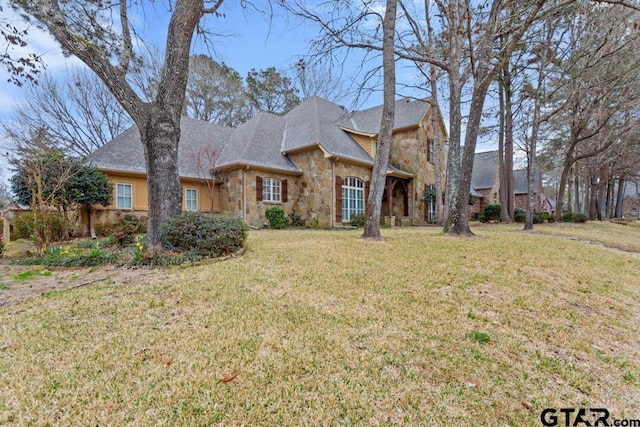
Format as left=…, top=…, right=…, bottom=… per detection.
left=242, top=167, right=247, bottom=222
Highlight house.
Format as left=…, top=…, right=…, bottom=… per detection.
left=89, top=95, right=448, bottom=229
left=468, top=150, right=543, bottom=218
left=621, top=180, right=640, bottom=219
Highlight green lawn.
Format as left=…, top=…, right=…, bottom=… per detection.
left=1, top=223, right=639, bottom=425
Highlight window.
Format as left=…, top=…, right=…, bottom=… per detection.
left=426, top=185, right=437, bottom=223
left=342, top=177, right=364, bottom=222
left=263, top=178, right=282, bottom=202
left=428, top=139, right=435, bottom=164
left=632, top=207, right=638, bottom=217
left=116, top=183, right=132, bottom=210
left=185, top=188, right=198, bottom=211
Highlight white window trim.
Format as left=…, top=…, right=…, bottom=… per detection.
left=185, top=188, right=198, bottom=211
left=116, top=183, right=133, bottom=210
left=342, top=177, right=364, bottom=222
left=263, top=178, right=282, bottom=203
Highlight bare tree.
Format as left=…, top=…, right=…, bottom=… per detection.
left=545, top=4, right=640, bottom=221
left=285, top=0, right=570, bottom=236
left=13, top=0, right=227, bottom=252
left=293, top=57, right=346, bottom=104
left=363, top=0, right=397, bottom=240
left=192, top=143, right=220, bottom=212
left=3, top=68, right=132, bottom=157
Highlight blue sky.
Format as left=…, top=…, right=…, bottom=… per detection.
left=0, top=1, right=471, bottom=184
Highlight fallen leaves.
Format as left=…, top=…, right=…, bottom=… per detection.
left=218, top=372, right=238, bottom=384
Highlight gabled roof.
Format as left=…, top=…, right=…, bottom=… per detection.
left=91, top=95, right=438, bottom=178
left=217, top=112, right=301, bottom=174
left=471, top=151, right=500, bottom=190
left=624, top=180, right=639, bottom=198
left=281, top=95, right=373, bottom=165
left=514, top=169, right=540, bottom=194
left=348, top=98, right=431, bottom=133
left=89, top=117, right=233, bottom=179
left=471, top=150, right=539, bottom=194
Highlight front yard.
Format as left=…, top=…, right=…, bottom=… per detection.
left=1, top=223, right=639, bottom=425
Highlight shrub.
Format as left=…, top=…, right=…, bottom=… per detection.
left=481, top=204, right=501, bottom=222
left=572, top=213, right=588, bottom=223
left=349, top=213, right=366, bottom=228
left=265, top=207, right=287, bottom=229
left=562, top=212, right=575, bottom=222
left=288, top=209, right=305, bottom=228
left=514, top=209, right=525, bottom=223
left=12, top=211, right=68, bottom=254
left=533, top=212, right=553, bottom=224
left=161, top=212, right=248, bottom=257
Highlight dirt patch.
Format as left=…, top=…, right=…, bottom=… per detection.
left=0, top=259, right=160, bottom=308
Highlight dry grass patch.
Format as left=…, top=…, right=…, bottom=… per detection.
left=1, top=225, right=639, bottom=425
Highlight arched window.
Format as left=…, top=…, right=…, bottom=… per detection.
left=342, top=177, right=364, bottom=221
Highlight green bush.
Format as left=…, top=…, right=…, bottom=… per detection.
left=349, top=213, right=366, bottom=228
left=562, top=212, right=575, bottom=222
left=533, top=212, right=554, bottom=224
left=12, top=211, right=68, bottom=253
left=288, top=209, right=305, bottom=228
left=265, top=207, right=287, bottom=229
left=161, top=212, right=248, bottom=257
left=572, top=213, right=588, bottom=223
left=481, top=204, right=501, bottom=222
left=514, top=209, right=525, bottom=223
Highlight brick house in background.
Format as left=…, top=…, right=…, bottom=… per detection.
left=89, top=95, right=448, bottom=230
left=468, top=150, right=543, bottom=218
left=621, top=180, right=640, bottom=219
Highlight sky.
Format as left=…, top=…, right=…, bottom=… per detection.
left=0, top=1, right=506, bottom=185
left=0, top=1, right=404, bottom=184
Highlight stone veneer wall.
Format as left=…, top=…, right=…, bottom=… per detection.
left=387, top=120, right=443, bottom=225
left=290, top=149, right=372, bottom=227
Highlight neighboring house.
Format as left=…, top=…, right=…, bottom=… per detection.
left=621, top=179, right=640, bottom=219
left=468, top=150, right=543, bottom=218
left=542, top=197, right=556, bottom=215
left=89, top=95, right=448, bottom=229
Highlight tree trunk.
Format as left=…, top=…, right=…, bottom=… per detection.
left=27, top=0, right=207, bottom=252
left=498, top=73, right=508, bottom=222
left=597, top=165, right=608, bottom=220
left=142, top=110, right=184, bottom=251
left=589, top=176, right=598, bottom=220
left=503, top=60, right=515, bottom=222
left=614, top=177, right=625, bottom=218
left=425, top=1, right=444, bottom=225
left=88, top=205, right=97, bottom=239
left=362, top=0, right=397, bottom=241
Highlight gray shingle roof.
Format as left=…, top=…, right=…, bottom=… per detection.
left=282, top=95, right=373, bottom=165
left=217, top=112, right=301, bottom=173
left=514, top=169, right=539, bottom=194
left=348, top=98, right=431, bottom=133
left=91, top=96, right=434, bottom=177
left=471, top=150, right=499, bottom=190
left=89, top=117, right=233, bottom=179
left=471, top=150, right=540, bottom=194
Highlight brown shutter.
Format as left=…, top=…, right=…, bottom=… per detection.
left=256, top=176, right=263, bottom=201
left=282, top=179, right=288, bottom=203
left=335, top=176, right=342, bottom=223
